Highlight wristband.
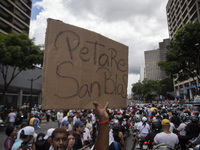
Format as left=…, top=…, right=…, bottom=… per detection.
left=98, top=119, right=109, bottom=125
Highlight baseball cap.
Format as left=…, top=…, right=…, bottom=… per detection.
left=72, top=110, right=76, bottom=113
left=87, top=114, right=92, bottom=118
left=162, top=119, right=171, bottom=126
left=74, top=121, right=84, bottom=127
left=61, top=120, right=69, bottom=126
left=80, top=118, right=87, bottom=124
left=44, top=128, right=55, bottom=140
left=68, top=112, right=75, bottom=118
left=29, top=117, right=41, bottom=130
left=21, top=126, right=35, bottom=136
left=35, top=133, right=46, bottom=145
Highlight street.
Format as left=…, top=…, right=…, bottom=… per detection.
left=0, top=120, right=134, bottom=150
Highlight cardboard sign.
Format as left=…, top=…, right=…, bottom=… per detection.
left=42, top=18, right=128, bottom=109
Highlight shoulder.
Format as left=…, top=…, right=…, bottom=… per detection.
left=155, top=132, right=165, bottom=137
left=170, top=132, right=178, bottom=137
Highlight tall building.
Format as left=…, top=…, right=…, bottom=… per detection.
left=145, top=49, right=161, bottom=81
left=0, top=0, right=43, bottom=108
left=166, top=0, right=200, bottom=100
left=0, top=0, right=32, bottom=34
left=166, top=0, right=200, bottom=39
left=144, top=39, right=169, bottom=81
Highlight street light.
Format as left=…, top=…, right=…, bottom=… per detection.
left=25, top=75, right=42, bottom=107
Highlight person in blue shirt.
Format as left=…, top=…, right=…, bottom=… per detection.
left=11, top=126, right=35, bottom=150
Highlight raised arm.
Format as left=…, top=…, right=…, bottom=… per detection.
left=93, top=101, right=109, bottom=150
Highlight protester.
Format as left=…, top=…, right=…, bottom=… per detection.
left=57, top=110, right=63, bottom=127
left=35, top=133, right=48, bottom=150
left=11, top=126, right=35, bottom=150
left=4, top=126, right=17, bottom=150
left=61, top=120, right=69, bottom=131
left=50, top=101, right=109, bottom=150
left=86, top=114, right=93, bottom=135
left=46, top=110, right=51, bottom=122
left=8, top=109, right=16, bottom=126
left=66, top=131, right=76, bottom=150
left=29, top=117, right=41, bottom=130
left=62, top=112, right=74, bottom=131
left=50, top=128, right=68, bottom=150
left=44, top=128, right=55, bottom=150
left=73, top=120, right=87, bottom=150
left=153, top=119, right=179, bottom=148
left=81, top=118, right=93, bottom=150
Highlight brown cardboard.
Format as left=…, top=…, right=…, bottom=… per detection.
left=42, top=18, right=128, bottom=109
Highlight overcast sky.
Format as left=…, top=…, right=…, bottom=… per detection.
left=30, top=0, right=169, bottom=95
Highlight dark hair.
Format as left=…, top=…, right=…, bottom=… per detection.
left=5, top=126, right=15, bottom=136
left=52, top=128, right=67, bottom=140
left=66, top=131, right=76, bottom=139
left=20, top=130, right=28, bottom=139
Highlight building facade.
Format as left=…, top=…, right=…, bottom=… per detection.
left=0, top=67, right=43, bottom=108
left=144, top=39, right=169, bottom=81
left=166, top=0, right=200, bottom=39
left=166, top=0, right=200, bottom=100
left=0, top=0, right=32, bottom=34
left=0, top=0, right=43, bottom=108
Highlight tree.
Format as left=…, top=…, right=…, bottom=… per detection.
left=142, top=80, right=161, bottom=102
left=158, top=78, right=174, bottom=99
left=131, top=82, right=143, bottom=100
left=158, top=21, right=200, bottom=82
left=132, top=78, right=174, bottom=102
left=0, top=32, right=43, bottom=104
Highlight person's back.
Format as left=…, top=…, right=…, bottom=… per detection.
left=140, top=119, right=162, bottom=149
left=170, top=115, right=181, bottom=128
left=186, top=122, right=200, bottom=138
left=154, top=132, right=178, bottom=147
left=153, top=119, right=179, bottom=148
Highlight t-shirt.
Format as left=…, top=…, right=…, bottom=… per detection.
left=57, top=112, right=63, bottom=122
left=177, top=123, right=187, bottom=136
left=169, top=122, right=175, bottom=133
left=137, top=122, right=150, bottom=134
left=134, top=122, right=141, bottom=130
left=154, top=132, right=179, bottom=147
left=86, top=121, right=93, bottom=132
left=83, top=127, right=91, bottom=140
left=4, top=137, right=14, bottom=150
left=11, top=139, right=23, bottom=150
left=8, top=112, right=16, bottom=123
left=83, top=128, right=91, bottom=150
left=73, top=133, right=83, bottom=150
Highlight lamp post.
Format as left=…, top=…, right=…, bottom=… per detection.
left=26, top=75, right=41, bottom=108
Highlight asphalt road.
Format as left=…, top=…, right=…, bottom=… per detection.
left=0, top=120, right=135, bottom=150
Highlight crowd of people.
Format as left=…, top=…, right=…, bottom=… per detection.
left=3, top=101, right=110, bottom=150
left=2, top=101, right=200, bottom=150
left=130, top=103, right=200, bottom=150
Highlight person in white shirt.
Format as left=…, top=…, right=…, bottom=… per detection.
left=81, top=118, right=92, bottom=150
left=8, top=110, right=16, bottom=126
left=153, top=119, right=179, bottom=148
left=62, top=112, right=74, bottom=131
left=56, top=110, right=63, bottom=127
left=136, top=117, right=150, bottom=149
left=72, top=110, right=80, bottom=125
left=86, top=114, right=93, bottom=135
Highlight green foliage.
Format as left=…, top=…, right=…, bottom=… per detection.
left=0, top=32, right=43, bottom=103
left=0, top=32, right=43, bottom=70
left=158, top=21, right=200, bottom=82
left=131, top=78, right=174, bottom=102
